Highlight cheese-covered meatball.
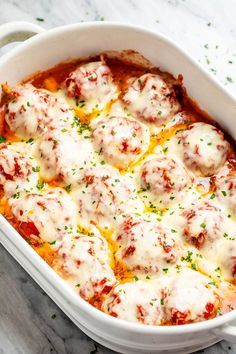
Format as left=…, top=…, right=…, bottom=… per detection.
left=122, top=74, right=180, bottom=124
left=227, top=254, right=236, bottom=279
left=182, top=201, right=224, bottom=249
left=215, top=174, right=236, bottom=215
left=10, top=188, right=78, bottom=243
left=64, top=61, right=118, bottom=110
left=0, top=143, right=34, bottom=184
left=0, top=142, right=39, bottom=197
left=1, top=84, right=73, bottom=138
left=177, top=123, right=229, bottom=176
left=57, top=234, right=116, bottom=301
left=92, top=116, right=150, bottom=169
left=163, top=268, right=218, bottom=324
left=113, top=214, right=178, bottom=274
left=216, top=241, right=236, bottom=280
left=72, top=167, right=143, bottom=229
left=140, top=156, right=190, bottom=205
left=102, top=280, right=164, bottom=325
left=37, top=129, right=95, bottom=185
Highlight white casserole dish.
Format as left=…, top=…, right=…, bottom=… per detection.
left=0, top=21, right=236, bottom=354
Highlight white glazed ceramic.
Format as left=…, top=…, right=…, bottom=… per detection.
left=0, top=21, right=236, bottom=354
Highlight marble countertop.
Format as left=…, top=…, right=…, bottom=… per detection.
left=0, top=0, right=236, bottom=353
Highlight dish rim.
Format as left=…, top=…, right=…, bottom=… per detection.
left=0, top=20, right=236, bottom=335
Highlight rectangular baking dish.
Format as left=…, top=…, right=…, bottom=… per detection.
left=0, top=21, right=236, bottom=354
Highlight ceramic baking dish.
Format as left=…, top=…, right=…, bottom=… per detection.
left=0, top=21, right=236, bottom=354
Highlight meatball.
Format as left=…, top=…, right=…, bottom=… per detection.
left=92, top=116, right=150, bottom=169
left=113, top=214, right=178, bottom=274
left=219, top=242, right=236, bottom=280
left=0, top=142, right=39, bottom=197
left=1, top=83, right=74, bottom=138
left=57, top=234, right=116, bottom=301
left=210, top=235, right=236, bottom=280
left=140, top=156, right=191, bottom=206
left=10, top=188, right=78, bottom=243
left=182, top=201, right=224, bottom=249
left=0, top=143, right=34, bottom=185
left=72, top=167, right=143, bottom=229
left=102, top=280, right=164, bottom=325
left=227, top=254, right=236, bottom=279
left=177, top=122, right=229, bottom=176
left=122, top=73, right=180, bottom=124
left=163, top=268, right=218, bottom=324
left=215, top=174, right=236, bottom=215
left=64, top=61, right=118, bottom=110
left=37, top=129, right=95, bottom=185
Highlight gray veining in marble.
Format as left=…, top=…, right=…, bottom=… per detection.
left=0, top=0, right=236, bottom=353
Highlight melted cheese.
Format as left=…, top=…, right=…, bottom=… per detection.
left=216, top=174, right=236, bottom=215
left=164, top=268, right=217, bottom=323
left=37, top=128, right=96, bottom=186
left=2, top=84, right=74, bottom=138
left=0, top=56, right=236, bottom=327
left=92, top=116, right=150, bottom=169
left=64, top=61, right=118, bottom=111
left=122, top=74, right=180, bottom=124
left=177, top=122, right=229, bottom=177
left=0, top=142, right=39, bottom=197
left=71, top=166, right=144, bottom=229
left=139, top=155, right=192, bottom=207
left=9, top=187, right=78, bottom=243
left=103, top=268, right=218, bottom=324
left=56, top=233, right=116, bottom=300
left=102, top=279, right=165, bottom=325
left=112, top=213, right=179, bottom=275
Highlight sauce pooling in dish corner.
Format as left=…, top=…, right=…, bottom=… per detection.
left=0, top=52, right=236, bottom=326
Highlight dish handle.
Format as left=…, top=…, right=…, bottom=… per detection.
left=0, top=21, right=45, bottom=50
left=213, top=322, right=236, bottom=343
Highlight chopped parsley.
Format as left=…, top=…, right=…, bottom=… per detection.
left=32, top=166, right=40, bottom=172
left=49, top=240, right=56, bottom=245
left=13, top=192, right=20, bottom=199
left=0, top=135, right=6, bottom=143
left=163, top=147, right=168, bottom=153
left=36, top=179, right=45, bottom=190
left=226, top=77, right=233, bottom=83
left=217, top=308, right=222, bottom=316
left=26, top=138, right=34, bottom=144
left=208, top=281, right=216, bottom=286
left=181, top=251, right=193, bottom=263
left=191, top=263, right=197, bottom=270
left=65, top=184, right=71, bottom=193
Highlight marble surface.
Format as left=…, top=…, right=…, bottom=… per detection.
left=0, top=0, right=236, bottom=353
